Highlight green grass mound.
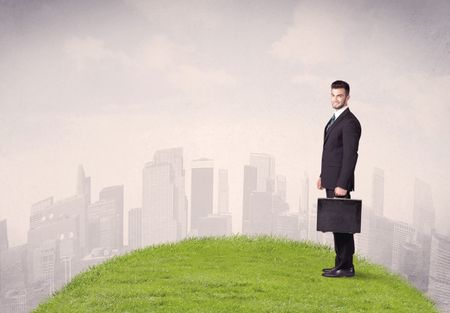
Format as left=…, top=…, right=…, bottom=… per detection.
left=34, top=235, right=437, bottom=313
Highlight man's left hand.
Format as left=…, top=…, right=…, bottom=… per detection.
left=334, top=187, right=347, bottom=197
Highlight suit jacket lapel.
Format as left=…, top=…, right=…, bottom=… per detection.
left=324, top=108, right=351, bottom=143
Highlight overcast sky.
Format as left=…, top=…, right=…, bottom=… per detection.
left=1, top=0, right=449, bottom=245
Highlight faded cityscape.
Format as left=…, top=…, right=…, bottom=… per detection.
left=0, top=147, right=449, bottom=312
left=1, top=0, right=449, bottom=312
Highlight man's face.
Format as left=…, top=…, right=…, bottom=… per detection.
left=331, top=88, right=349, bottom=110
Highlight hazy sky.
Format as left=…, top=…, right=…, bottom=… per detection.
left=1, top=0, right=449, bottom=245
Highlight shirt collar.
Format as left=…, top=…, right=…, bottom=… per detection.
left=334, top=106, right=348, bottom=120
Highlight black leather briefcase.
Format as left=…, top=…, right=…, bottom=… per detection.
left=316, top=198, right=362, bottom=233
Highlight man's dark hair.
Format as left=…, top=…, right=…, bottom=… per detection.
left=331, top=80, right=350, bottom=95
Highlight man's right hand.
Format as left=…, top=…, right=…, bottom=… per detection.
left=317, top=178, right=323, bottom=190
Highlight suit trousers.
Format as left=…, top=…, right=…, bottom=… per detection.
left=326, top=189, right=355, bottom=269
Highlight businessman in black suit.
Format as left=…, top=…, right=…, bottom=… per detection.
left=317, top=80, right=361, bottom=278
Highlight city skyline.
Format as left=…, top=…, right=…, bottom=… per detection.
left=1, top=0, right=449, bottom=311
left=1, top=0, right=449, bottom=247
left=1, top=148, right=449, bottom=312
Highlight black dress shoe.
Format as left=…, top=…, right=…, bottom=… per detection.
left=322, top=267, right=337, bottom=273
left=322, top=267, right=355, bottom=278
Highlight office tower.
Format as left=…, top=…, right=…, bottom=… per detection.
left=368, top=215, right=394, bottom=268
left=27, top=197, right=81, bottom=299
left=413, top=177, right=435, bottom=235
left=87, top=186, right=124, bottom=253
left=249, top=153, right=275, bottom=193
left=0, top=244, right=27, bottom=313
left=142, top=161, right=178, bottom=246
left=391, top=221, right=415, bottom=272
left=275, top=175, right=287, bottom=202
left=428, top=232, right=450, bottom=312
left=153, top=147, right=187, bottom=241
left=399, top=232, right=432, bottom=292
left=98, top=185, right=124, bottom=249
left=128, top=208, right=142, bottom=250
left=298, top=172, right=309, bottom=240
left=0, top=220, right=8, bottom=251
left=190, top=158, right=214, bottom=234
left=275, top=212, right=300, bottom=240
left=372, top=167, right=384, bottom=216
left=142, top=147, right=187, bottom=246
left=242, top=165, right=257, bottom=234
left=247, top=191, right=273, bottom=235
left=77, top=165, right=91, bottom=207
left=218, top=169, right=229, bottom=214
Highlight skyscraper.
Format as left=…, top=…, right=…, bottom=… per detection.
left=77, top=165, right=91, bottom=207
left=391, top=220, right=415, bottom=273
left=428, top=232, right=450, bottom=312
left=275, top=175, right=287, bottom=202
left=87, top=185, right=124, bottom=253
left=153, top=147, right=187, bottom=240
left=142, top=161, right=177, bottom=246
left=249, top=153, right=275, bottom=193
left=190, top=158, right=214, bottom=234
left=142, top=147, right=187, bottom=246
left=98, top=185, right=124, bottom=249
left=413, top=177, right=435, bottom=235
left=0, top=219, right=8, bottom=251
left=218, top=169, right=229, bottom=214
left=242, top=165, right=257, bottom=234
left=128, top=208, right=142, bottom=250
left=248, top=191, right=273, bottom=235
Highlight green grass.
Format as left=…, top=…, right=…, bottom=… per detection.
left=34, top=235, right=438, bottom=313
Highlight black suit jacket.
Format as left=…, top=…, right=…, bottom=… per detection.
left=320, top=107, right=361, bottom=191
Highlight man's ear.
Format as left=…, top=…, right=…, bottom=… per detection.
left=347, top=94, right=351, bottom=102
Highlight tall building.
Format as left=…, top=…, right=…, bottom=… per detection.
left=391, top=221, right=415, bottom=273
left=275, top=175, right=287, bottom=202
left=249, top=153, right=275, bottom=193
left=77, top=165, right=91, bottom=207
left=218, top=169, right=229, bottom=214
left=142, top=147, right=187, bottom=246
left=87, top=193, right=123, bottom=253
left=368, top=215, right=394, bottom=268
left=0, top=244, right=27, bottom=313
left=128, top=208, right=142, bottom=250
left=27, top=197, right=82, bottom=301
left=275, top=212, right=300, bottom=240
left=242, top=165, right=257, bottom=234
left=190, top=158, right=214, bottom=234
left=153, top=147, right=187, bottom=241
left=142, top=161, right=177, bottom=246
left=372, top=167, right=384, bottom=216
left=0, top=220, right=8, bottom=251
left=96, top=185, right=124, bottom=249
left=247, top=191, right=273, bottom=235
left=413, top=177, right=435, bottom=235
left=399, top=232, right=432, bottom=292
left=428, top=232, right=450, bottom=312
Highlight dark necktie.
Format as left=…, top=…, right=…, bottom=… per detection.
left=326, top=114, right=336, bottom=132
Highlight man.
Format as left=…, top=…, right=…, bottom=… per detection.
left=317, top=80, right=362, bottom=278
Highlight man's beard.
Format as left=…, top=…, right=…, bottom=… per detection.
left=333, top=102, right=346, bottom=109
